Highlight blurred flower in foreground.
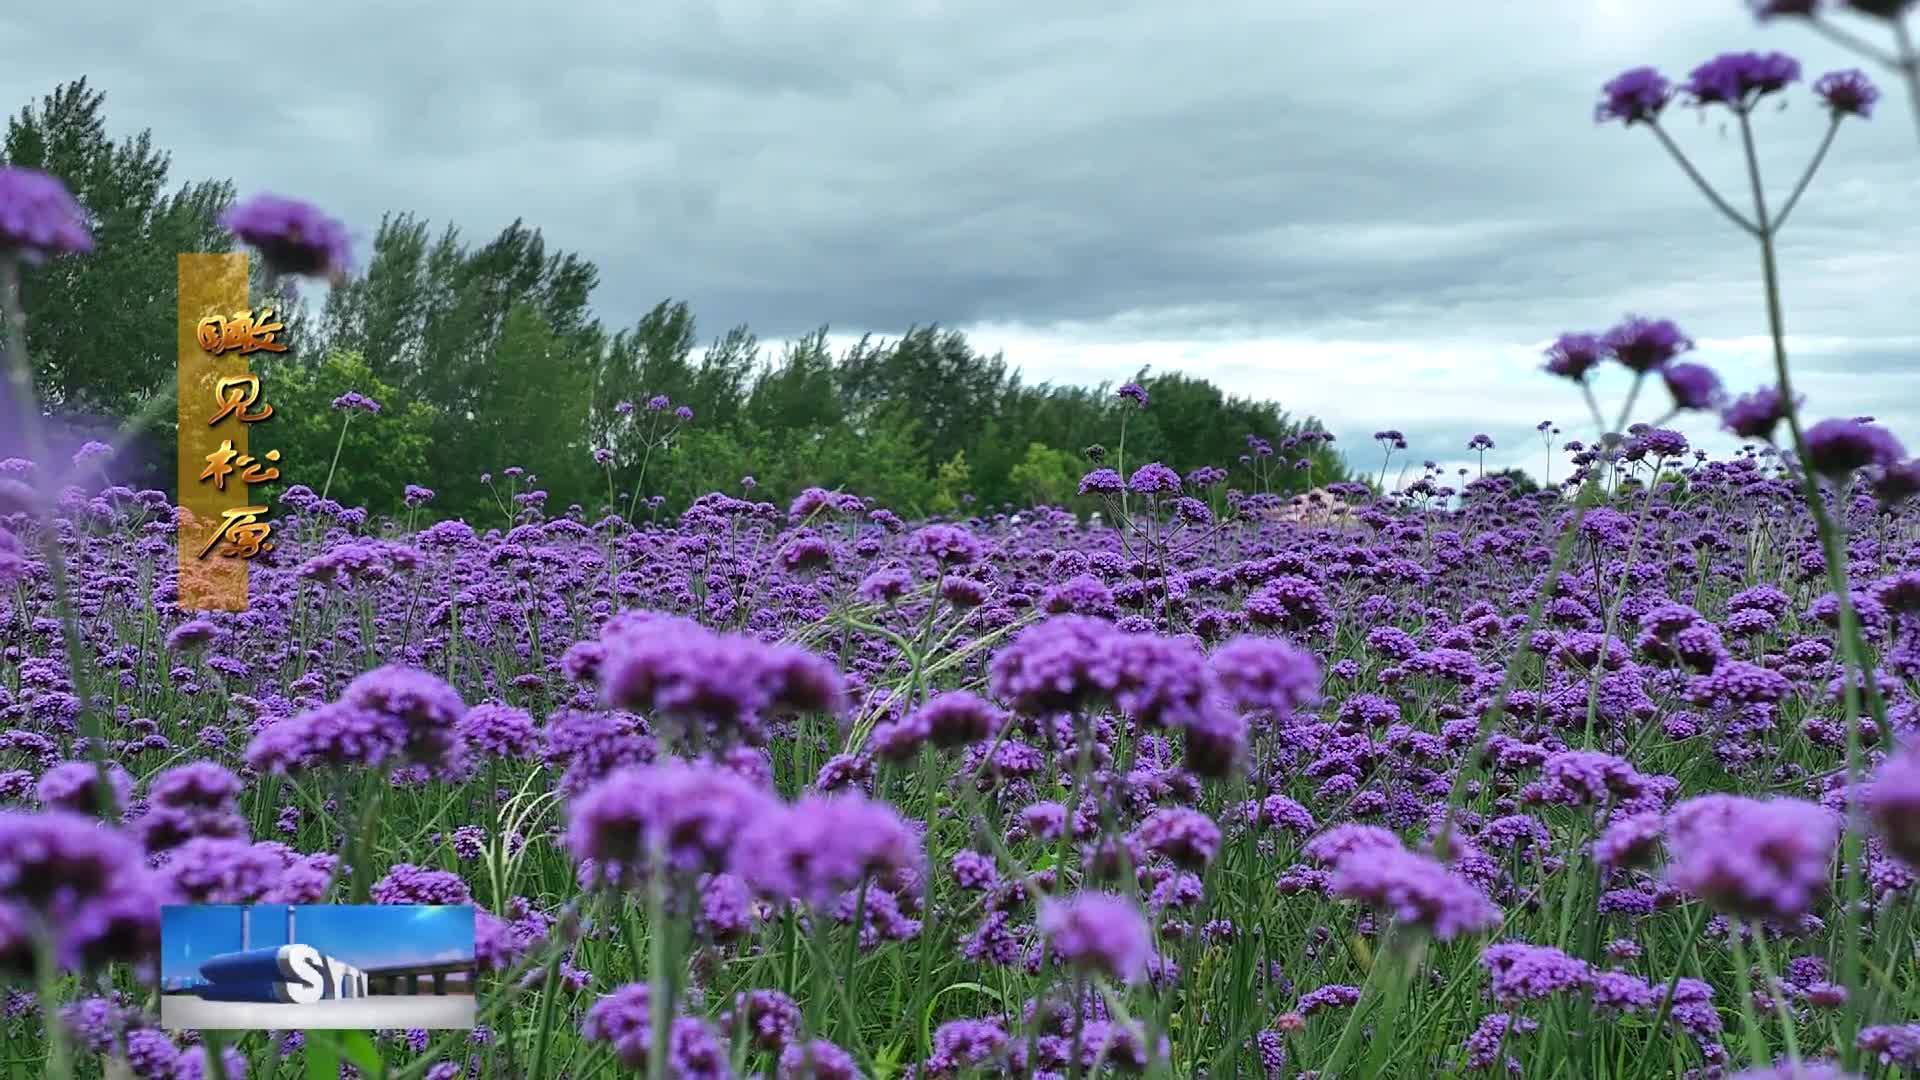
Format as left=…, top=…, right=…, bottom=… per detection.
left=0, top=167, right=92, bottom=262
left=220, top=193, right=352, bottom=281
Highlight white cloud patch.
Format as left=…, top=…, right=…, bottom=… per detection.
left=934, top=320, right=1920, bottom=483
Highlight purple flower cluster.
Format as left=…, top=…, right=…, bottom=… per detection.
left=0, top=811, right=161, bottom=972
left=566, top=759, right=774, bottom=881
left=1683, top=51, right=1803, bottom=108
left=1543, top=316, right=1696, bottom=384
left=1865, top=746, right=1920, bottom=866
left=246, top=665, right=468, bottom=774
left=989, top=615, right=1250, bottom=774
left=220, top=193, right=352, bottom=279
left=1327, top=847, right=1500, bottom=941
left=330, top=391, right=383, bottom=415
left=0, top=167, right=93, bottom=261
left=1037, top=892, right=1153, bottom=983
left=733, top=793, right=921, bottom=908
left=591, top=613, right=844, bottom=740
left=1666, top=795, right=1840, bottom=920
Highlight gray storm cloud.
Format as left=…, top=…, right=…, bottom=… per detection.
left=3, top=0, right=1913, bottom=475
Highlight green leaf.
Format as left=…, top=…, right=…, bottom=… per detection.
left=919, top=981, right=1006, bottom=1056
left=338, top=1032, right=384, bottom=1074
left=869, top=1040, right=906, bottom=1080
left=306, top=1036, right=341, bottom=1080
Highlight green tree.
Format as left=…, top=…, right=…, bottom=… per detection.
left=1008, top=442, right=1083, bottom=506
left=929, top=450, right=973, bottom=516
left=4, top=79, right=239, bottom=485
left=748, top=329, right=842, bottom=433
left=837, top=326, right=1010, bottom=474
left=820, top=404, right=937, bottom=514
left=316, top=212, right=441, bottom=388
left=321, top=218, right=603, bottom=518
left=593, top=299, right=697, bottom=440
left=259, top=348, right=434, bottom=518
left=10, top=79, right=1359, bottom=521
left=460, top=301, right=598, bottom=519
left=666, top=425, right=762, bottom=504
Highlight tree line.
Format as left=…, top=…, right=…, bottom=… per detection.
left=6, top=79, right=1349, bottom=523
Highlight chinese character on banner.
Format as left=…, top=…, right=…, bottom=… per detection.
left=194, top=312, right=287, bottom=563
left=208, top=375, right=275, bottom=425
left=197, top=506, right=275, bottom=560
left=199, top=441, right=281, bottom=492
left=196, top=307, right=288, bottom=356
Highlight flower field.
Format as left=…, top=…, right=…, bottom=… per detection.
left=4, top=5, right=1920, bottom=1080
left=6, top=394, right=1920, bottom=1080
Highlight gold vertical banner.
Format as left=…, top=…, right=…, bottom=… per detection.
left=177, top=254, right=251, bottom=611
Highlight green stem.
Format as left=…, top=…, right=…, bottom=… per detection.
left=843, top=876, right=870, bottom=1030
left=201, top=1033, right=229, bottom=1080
left=1643, top=903, right=1707, bottom=1059
left=1321, top=924, right=1390, bottom=1077
left=1734, top=106, right=1886, bottom=1068
left=1434, top=472, right=1604, bottom=857
left=1804, top=13, right=1901, bottom=68
left=320, top=414, right=351, bottom=503
left=1648, top=122, right=1761, bottom=236
left=1611, top=372, right=1646, bottom=435
left=646, top=862, right=672, bottom=1080
left=625, top=424, right=659, bottom=522
left=1068, top=973, right=1088, bottom=1080
left=528, top=942, right=566, bottom=1080
left=1729, top=925, right=1772, bottom=1069
left=34, top=935, right=72, bottom=1080
left=1360, top=932, right=1424, bottom=1077
left=0, top=258, right=114, bottom=820
left=1750, top=927, right=1802, bottom=1067
left=1896, top=17, right=1920, bottom=150
left=344, top=773, right=387, bottom=904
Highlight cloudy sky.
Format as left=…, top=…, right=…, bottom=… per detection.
left=5, top=0, right=1915, bottom=482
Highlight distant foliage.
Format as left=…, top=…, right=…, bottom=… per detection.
left=261, top=349, right=434, bottom=515
left=8, top=81, right=1348, bottom=522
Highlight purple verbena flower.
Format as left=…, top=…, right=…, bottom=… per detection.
left=1127, top=463, right=1182, bottom=496
left=596, top=613, right=845, bottom=737
left=1480, top=942, right=1592, bottom=1003
left=371, top=863, right=472, bottom=905
left=734, top=793, right=921, bottom=908
left=1725, top=387, right=1793, bottom=440
left=1666, top=795, right=1840, bottom=920
left=1597, top=68, right=1671, bottom=125
left=221, top=194, right=352, bottom=279
left=1132, top=808, right=1222, bottom=869
left=1663, top=362, right=1723, bottom=411
left=1804, top=418, right=1905, bottom=477
left=1037, top=892, right=1153, bottom=984
left=1602, top=315, right=1693, bottom=373
left=1684, top=51, right=1803, bottom=109
left=1814, top=69, right=1879, bottom=117
left=1328, top=847, right=1500, bottom=941
left=0, top=168, right=93, bottom=261
left=1864, top=746, right=1920, bottom=867
left=567, top=760, right=776, bottom=882
left=1211, top=636, right=1321, bottom=718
